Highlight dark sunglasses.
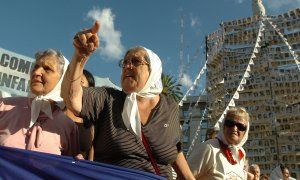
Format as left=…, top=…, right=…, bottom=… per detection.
left=224, top=119, right=247, bottom=131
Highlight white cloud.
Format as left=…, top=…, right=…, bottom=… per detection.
left=234, top=0, right=245, bottom=4
left=189, top=13, right=200, bottom=28
left=189, top=13, right=202, bottom=36
left=87, top=8, right=125, bottom=61
left=179, top=73, right=193, bottom=87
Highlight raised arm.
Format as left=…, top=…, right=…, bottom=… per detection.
left=61, top=21, right=100, bottom=115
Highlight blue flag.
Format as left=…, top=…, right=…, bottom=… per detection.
left=0, top=146, right=165, bottom=180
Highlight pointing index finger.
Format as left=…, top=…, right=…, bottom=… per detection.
left=90, top=21, right=100, bottom=34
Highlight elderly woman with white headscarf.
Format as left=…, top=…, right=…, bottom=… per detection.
left=188, top=107, right=250, bottom=180
left=61, top=21, right=195, bottom=180
left=270, top=164, right=296, bottom=180
left=0, top=49, right=79, bottom=156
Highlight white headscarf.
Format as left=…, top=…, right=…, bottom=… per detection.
left=270, top=166, right=283, bottom=180
left=28, top=55, right=69, bottom=128
left=122, top=47, right=163, bottom=139
left=270, top=165, right=296, bottom=180
left=217, top=112, right=250, bottom=164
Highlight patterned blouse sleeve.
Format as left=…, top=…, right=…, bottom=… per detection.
left=80, top=87, right=107, bottom=122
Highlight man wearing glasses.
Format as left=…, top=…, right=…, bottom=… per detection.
left=188, top=107, right=250, bottom=180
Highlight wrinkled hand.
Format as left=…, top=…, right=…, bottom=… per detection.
left=75, top=153, right=85, bottom=160
left=73, top=21, right=100, bottom=58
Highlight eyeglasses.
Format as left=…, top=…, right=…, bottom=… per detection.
left=224, top=119, right=247, bottom=131
left=119, top=58, right=149, bottom=68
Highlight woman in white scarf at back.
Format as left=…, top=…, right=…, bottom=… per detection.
left=188, top=106, right=250, bottom=180
left=0, top=49, right=78, bottom=156
left=270, top=164, right=296, bottom=180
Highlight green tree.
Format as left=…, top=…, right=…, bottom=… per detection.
left=161, top=73, right=183, bottom=103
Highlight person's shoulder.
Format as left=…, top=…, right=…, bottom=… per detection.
left=102, top=87, right=127, bottom=100
left=189, top=139, right=217, bottom=158
left=160, top=94, right=178, bottom=106
left=102, top=86, right=123, bottom=94
left=195, top=139, right=222, bottom=157
left=84, top=86, right=125, bottom=98
left=192, top=139, right=217, bottom=150
left=1, top=96, right=27, bottom=105
left=0, top=97, right=28, bottom=112
left=205, top=138, right=220, bottom=148
left=88, top=86, right=123, bottom=94
left=55, top=108, right=77, bottom=125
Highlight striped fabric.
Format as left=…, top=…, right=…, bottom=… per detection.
left=80, top=87, right=182, bottom=179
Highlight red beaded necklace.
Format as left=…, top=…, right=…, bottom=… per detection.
left=217, top=138, right=244, bottom=165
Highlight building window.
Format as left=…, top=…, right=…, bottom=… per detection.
left=182, top=110, right=189, bottom=118
left=201, top=120, right=208, bottom=128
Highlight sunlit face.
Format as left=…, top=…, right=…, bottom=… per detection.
left=121, top=50, right=150, bottom=94
left=223, top=114, right=247, bottom=145
left=81, top=75, right=89, bottom=87
left=249, top=166, right=260, bottom=180
left=30, top=55, right=61, bottom=96
left=282, top=168, right=290, bottom=180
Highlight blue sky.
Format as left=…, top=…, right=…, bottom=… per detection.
left=1, top=0, right=299, bottom=90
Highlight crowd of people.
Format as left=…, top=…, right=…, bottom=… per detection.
left=0, top=20, right=296, bottom=180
